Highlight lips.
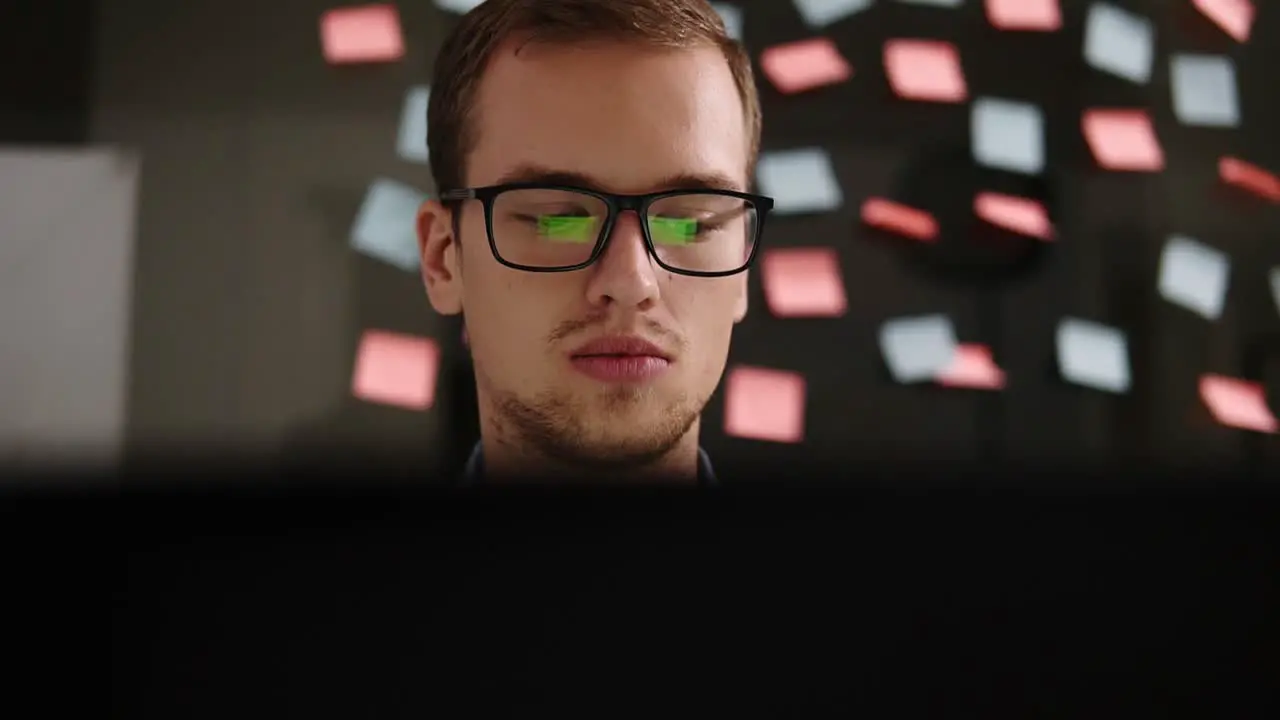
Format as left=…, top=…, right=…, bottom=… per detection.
left=570, top=336, right=671, bottom=360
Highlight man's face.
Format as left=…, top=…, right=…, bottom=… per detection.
left=419, top=39, right=750, bottom=469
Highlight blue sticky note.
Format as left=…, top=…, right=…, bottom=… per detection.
left=351, top=178, right=427, bottom=273
left=712, top=3, right=744, bottom=40
left=1056, top=318, right=1131, bottom=394
left=756, top=148, right=843, bottom=216
left=397, top=86, right=430, bottom=163
left=1084, top=2, right=1154, bottom=84
left=879, top=314, right=959, bottom=383
left=435, top=0, right=485, bottom=14
left=1170, top=54, right=1240, bottom=128
left=971, top=97, right=1045, bottom=175
left=1158, top=235, right=1230, bottom=321
left=792, top=0, right=874, bottom=28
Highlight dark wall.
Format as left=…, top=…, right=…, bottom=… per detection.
left=82, top=0, right=1280, bottom=473
left=0, top=0, right=93, bottom=144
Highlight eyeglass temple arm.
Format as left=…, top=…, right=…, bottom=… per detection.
left=439, top=189, right=476, bottom=201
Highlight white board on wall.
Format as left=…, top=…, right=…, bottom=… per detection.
left=0, top=147, right=140, bottom=469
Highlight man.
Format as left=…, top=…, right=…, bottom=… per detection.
left=416, top=0, right=771, bottom=483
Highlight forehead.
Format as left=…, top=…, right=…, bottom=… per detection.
left=466, top=39, right=749, bottom=192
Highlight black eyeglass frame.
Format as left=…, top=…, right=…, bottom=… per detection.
left=439, top=183, right=774, bottom=277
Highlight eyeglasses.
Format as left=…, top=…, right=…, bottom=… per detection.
left=439, top=183, right=774, bottom=277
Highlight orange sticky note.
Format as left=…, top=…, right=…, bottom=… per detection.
left=1219, top=156, right=1280, bottom=203
left=759, top=37, right=854, bottom=94
left=1193, top=0, right=1254, bottom=43
left=1082, top=109, right=1164, bottom=171
left=974, top=192, right=1053, bottom=240
left=861, top=197, right=939, bottom=241
left=1199, top=374, right=1277, bottom=433
left=937, top=344, right=1006, bottom=390
left=351, top=330, right=440, bottom=410
left=984, top=0, right=1062, bottom=31
left=883, top=39, right=967, bottom=103
left=723, top=366, right=806, bottom=443
left=321, top=4, right=405, bottom=64
left=761, top=247, right=848, bottom=318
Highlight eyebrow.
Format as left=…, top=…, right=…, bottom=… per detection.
left=492, top=164, right=746, bottom=194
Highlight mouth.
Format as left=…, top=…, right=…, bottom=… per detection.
left=568, top=336, right=673, bottom=383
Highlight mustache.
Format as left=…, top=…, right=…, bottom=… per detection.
left=548, top=313, right=683, bottom=350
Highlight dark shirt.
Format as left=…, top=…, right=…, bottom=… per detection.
left=459, top=442, right=718, bottom=486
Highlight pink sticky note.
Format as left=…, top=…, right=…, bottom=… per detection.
left=761, top=248, right=848, bottom=319
left=759, top=38, right=853, bottom=94
left=974, top=192, right=1054, bottom=240
left=937, top=344, right=1006, bottom=391
left=1199, top=374, right=1278, bottom=434
left=1219, top=156, right=1280, bottom=203
left=351, top=330, right=440, bottom=410
left=861, top=197, right=939, bottom=242
left=321, top=4, right=405, bottom=64
left=1193, top=0, right=1254, bottom=43
left=883, top=39, right=967, bottom=103
left=1082, top=109, right=1165, bottom=172
left=723, top=366, right=806, bottom=444
left=984, top=0, right=1062, bottom=31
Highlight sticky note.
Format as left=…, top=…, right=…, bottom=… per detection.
left=971, top=97, right=1045, bottom=175
left=1082, top=109, right=1164, bottom=172
left=1055, top=317, right=1130, bottom=394
left=984, top=0, right=1062, bottom=31
left=974, top=192, right=1053, bottom=240
left=1170, top=55, right=1239, bottom=128
left=756, top=148, right=843, bottom=216
left=860, top=198, right=939, bottom=241
left=1269, top=267, right=1280, bottom=316
left=1083, top=3, right=1154, bottom=84
left=896, top=0, right=963, bottom=7
left=759, top=38, right=854, bottom=94
left=351, top=178, right=427, bottom=272
left=320, top=4, right=405, bottom=64
left=396, top=86, right=430, bottom=163
left=712, top=3, right=744, bottom=40
left=1157, top=235, right=1229, bottom=321
left=879, top=314, right=959, bottom=384
left=761, top=247, right=848, bottom=318
left=1199, top=374, right=1277, bottom=434
left=1219, top=157, right=1280, bottom=203
left=792, top=0, right=875, bottom=28
left=351, top=330, right=440, bottom=411
left=435, top=0, right=486, bottom=13
left=936, top=344, right=1006, bottom=390
left=723, top=366, right=806, bottom=443
left=884, top=39, right=967, bottom=103
left=1193, top=0, right=1254, bottom=43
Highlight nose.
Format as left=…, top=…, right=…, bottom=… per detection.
left=584, top=210, right=661, bottom=310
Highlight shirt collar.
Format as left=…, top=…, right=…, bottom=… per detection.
left=461, top=442, right=717, bottom=486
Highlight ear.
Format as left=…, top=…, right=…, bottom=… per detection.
left=417, top=199, right=463, bottom=316
left=733, top=269, right=749, bottom=323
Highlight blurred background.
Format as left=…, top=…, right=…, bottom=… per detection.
left=2, top=0, right=1278, bottom=478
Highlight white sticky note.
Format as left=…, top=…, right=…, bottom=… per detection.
left=1056, top=318, right=1131, bottom=394
left=971, top=97, right=1045, bottom=175
left=435, top=0, right=486, bottom=13
left=1158, top=235, right=1230, bottom=321
left=351, top=178, right=427, bottom=272
left=879, top=314, right=959, bottom=383
left=792, top=0, right=875, bottom=27
left=1170, top=55, right=1240, bottom=128
left=896, top=0, right=963, bottom=7
left=1084, top=3, right=1154, bottom=84
left=711, top=3, right=744, bottom=40
left=756, top=148, right=844, bottom=216
left=396, top=86, right=430, bottom=163
left=1270, top=267, right=1280, bottom=317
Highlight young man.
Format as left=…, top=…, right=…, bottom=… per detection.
left=416, top=0, right=770, bottom=483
